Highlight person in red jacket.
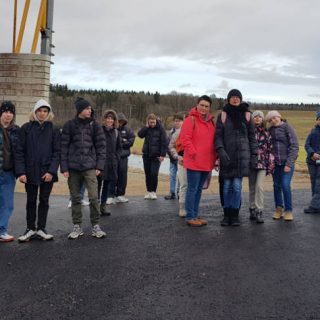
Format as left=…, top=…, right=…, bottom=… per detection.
left=180, top=95, right=217, bottom=227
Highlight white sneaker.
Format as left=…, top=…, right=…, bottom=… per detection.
left=67, top=200, right=72, bottom=208
left=37, top=229, right=54, bottom=241
left=115, top=196, right=128, bottom=203
left=81, top=199, right=90, bottom=206
left=150, top=192, right=157, bottom=200
left=106, top=197, right=115, bottom=205
left=144, top=192, right=152, bottom=200
left=18, top=229, right=36, bottom=243
left=0, top=232, right=14, bottom=242
left=92, top=225, right=106, bottom=238
left=68, top=224, right=84, bottom=239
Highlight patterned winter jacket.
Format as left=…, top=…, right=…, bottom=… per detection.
left=253, top=125, right=275, bottom=174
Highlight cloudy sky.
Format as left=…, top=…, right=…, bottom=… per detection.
left=1, top=0, right=320, bottom=103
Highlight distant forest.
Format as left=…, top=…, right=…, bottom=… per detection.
left=50, top=84, right=320, bottom=129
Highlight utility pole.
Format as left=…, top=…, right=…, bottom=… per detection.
left=41, top=0, right=55, bottom=57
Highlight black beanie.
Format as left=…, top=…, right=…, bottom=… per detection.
left=0, top=101, right=16, bottom=116
left=75, top=97, right=91, bottom=114
left=227, top=89, right=242, bottom=102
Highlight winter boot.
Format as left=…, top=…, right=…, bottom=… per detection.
left=178, top=203, right=186, bottom=217
left=272, top=206, right=284, bottom=220
left=249, top=208, right=256, bottom=220
left=255, top=210, right=264, bottom=224
left=164, top=192, right=176, bottom=200
left=220, top=208, right=230, bottom=226
left=100, top=204, right=111, bottom=216
left=284, top=211, right=293, bottom=221
left=230, top=208, right=241, bottom=226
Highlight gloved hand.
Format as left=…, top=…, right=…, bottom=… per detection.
left=250, top=155, right=258, bottom=169
left=218, top=149, right=230, bottom=166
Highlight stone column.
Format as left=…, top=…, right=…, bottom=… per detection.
left=0, top=53, right=51, bottom=125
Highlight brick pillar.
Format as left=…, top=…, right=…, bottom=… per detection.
left=0, top=53, right=51, bottom=125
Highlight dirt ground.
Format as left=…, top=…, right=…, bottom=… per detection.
left=14, top=165, right=311, bottom=196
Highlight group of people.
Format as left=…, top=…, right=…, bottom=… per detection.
left=0, top=89, right=319, bottom=241
left=0, top=98, right=135, bottom=242
left=158, top=90, right=315, bottom=228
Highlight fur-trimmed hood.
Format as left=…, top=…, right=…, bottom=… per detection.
left=103, top=109, right=119, bottom=128
left=29, top=99, right=54, bottom=122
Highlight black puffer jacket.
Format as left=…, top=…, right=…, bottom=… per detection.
left=138, top=121, right=168, bottom=158
left=102, top=126, right=122, bottom=181
left=215, top=103, right=258, bottom=178
left=117, top=113, right=135, bottom=158
left=15, top=121, right=60, bottom=184
left=60, top=117, right=106, bottom=172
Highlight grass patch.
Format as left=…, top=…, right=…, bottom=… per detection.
left=131, top=136, right=144, bottom=155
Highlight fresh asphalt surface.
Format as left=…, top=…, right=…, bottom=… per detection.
left=1, top=190, right=320, bottom=320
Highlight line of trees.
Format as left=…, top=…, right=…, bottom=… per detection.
left=50, top=84, right=320, bottom=129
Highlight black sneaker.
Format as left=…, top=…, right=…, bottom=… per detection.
left=164, top=193, right=176, bottom=200
left=304, top=207, right=320, bottom=214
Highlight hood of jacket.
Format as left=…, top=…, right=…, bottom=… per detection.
left=30, top=99, right=54, bottom=123
left=188, top=106, right=214, bottom=122
left=117, top=112, right=128, bottom=126
left=103, top=109, right=119, bottom=129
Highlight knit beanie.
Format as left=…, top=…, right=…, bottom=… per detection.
left=75, top=97, right=91, bottom=114
left=265, top=110, right=281, bottom=122
left=316, top=111, right=320, bottom=120
left=252, top=110, right=264, bottom=120
left=227, top=89, right=242, bottom=102
left=0, top=101, right=16, bottom=116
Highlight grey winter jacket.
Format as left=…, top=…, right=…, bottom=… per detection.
left=268, top=121, right=299, bottom=167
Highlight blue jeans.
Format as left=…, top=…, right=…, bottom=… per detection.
left=0, top=170, right=16, bottom=234
left=169, top=161, right=179, bottom=194
left=223, top=178, right=243, bottom=209
left=185, top=169, right=209, bottom=220
left=272, top=165, right=294, bottom=211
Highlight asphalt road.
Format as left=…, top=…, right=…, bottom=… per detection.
left=1, top=191, right=320, bottom=320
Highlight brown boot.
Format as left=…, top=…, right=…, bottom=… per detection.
left=186, top=219, right=203, bottom=227
left=272, top=206, right=283, bottom=220
left=197, top=218, right=208, bottom=225
left=284, top=211, right=293, bottom=221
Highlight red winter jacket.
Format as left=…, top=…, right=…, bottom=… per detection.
left=180, top=107, right=216, bottom=171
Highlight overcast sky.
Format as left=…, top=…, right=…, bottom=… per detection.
left=1, top=0, right=320, bottom=103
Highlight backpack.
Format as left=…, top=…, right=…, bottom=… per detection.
left=175, top=116, right=195, bottom=154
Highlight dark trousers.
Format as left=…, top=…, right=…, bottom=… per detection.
left=98, top=176, right=116, bottom=204
left=25, top=182, right=54, bottom=230
left=308, top=164, right=320, bottom=209
left=143, top=157, right=161, bottom=192
left=116, top=157, right=128, bottom=196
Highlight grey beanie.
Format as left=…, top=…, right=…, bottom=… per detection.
left=252, top=110, right=264, bottom=120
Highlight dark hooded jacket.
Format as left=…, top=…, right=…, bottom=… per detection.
left=15, top=113, right=60, bottom=184
left=0, top=122, right=19, bottom=175
left=101, top=110, right=122, bottom=181
left=117, top=113, right=135, bottom=158
left=60, top=110, right=106, bottom=172
left=215, top=103, right=258, bottom=178
left=138, top=120, right=168, bottom=158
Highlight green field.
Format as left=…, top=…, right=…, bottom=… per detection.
left=131, top=110, right=318, bottom=162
